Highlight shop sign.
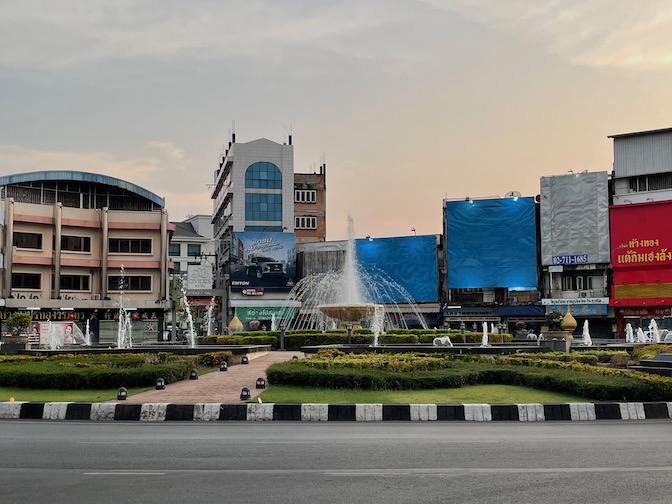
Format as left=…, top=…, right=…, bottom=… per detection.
left=621, top=307, right=672, bottom=317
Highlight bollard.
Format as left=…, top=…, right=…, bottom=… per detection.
left=240, top=387, right=251, bottom=401
left=155, top=378, right=165, bottom=390
left=241, top=356, right=249, bottom=365
left=256, top=377, right=266, bottom=389
left=219, top=361, right=228, bottom=372
left=117, top=387, right=128, bottom=401
left=189, top=369, right=199, bottom=380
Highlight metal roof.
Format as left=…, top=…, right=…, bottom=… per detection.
left=0, top=170, right=165, bottom=207
left=608, top=127, right=672, bottom=139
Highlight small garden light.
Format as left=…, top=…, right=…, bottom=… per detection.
left=255, top=377, right=266, bottom=389
left=155, top=378, right=165, bottom=390
left=240, top=387, right=251, bottom=401
left=219, top=361, right=228, bottom=372
left=241, top=356, right=249, bottom=364
left=189, top=369, right=199, bottom=380
left=292, top=356, right=299, bottom=360
left=117, top=387, right=128, bottom=401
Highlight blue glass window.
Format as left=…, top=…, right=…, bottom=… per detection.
left=245, top=162, right=282, bottom=189
left=245, top=193, right=282, bottom=222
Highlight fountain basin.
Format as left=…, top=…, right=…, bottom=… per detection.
left=318, top=303, right=384, bottom=324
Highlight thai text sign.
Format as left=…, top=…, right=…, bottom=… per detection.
left=552, top=255, right=588, bottom=265
left=611, top=202, right=672, bottom=268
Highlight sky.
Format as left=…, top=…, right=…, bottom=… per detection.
left=2, top=1, right=672, bottom=241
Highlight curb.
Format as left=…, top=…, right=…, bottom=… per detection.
left=1, top=401, right=671, bottom=422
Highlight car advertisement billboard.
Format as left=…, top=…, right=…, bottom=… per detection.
left=445, top=197, right=538, bottom=290
left=229, top=231, right=297, bottom=291
left=355, top=235, right=439, bottom=303
left=610, top=201, right=672, bottom=304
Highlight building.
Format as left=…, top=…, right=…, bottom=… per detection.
left=0, top=171, right=173, bottom=345
left=211, top=133, right=320, bottom=329
left=539, top=171, right=613, bottom=337
left=294, top=169, right=326, bottom=244
left=168, top=214, right=217, bottom=335
left=441, top=196, right=544, bottom=334
left=609, top=127, right=672, bottom=334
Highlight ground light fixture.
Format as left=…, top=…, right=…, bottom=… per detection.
left=117, top=387, right=128, bottom=401
left=155, top=378, right=165, bottom=390
left=240, top=387, right=251, bottom=400
left=219, top=361, right=228, bottom=371
left=256, top=377, right=266, bottom=389
left=292, top=356, right=299, bottom=360
left=241, top=356, right=249, bottom=364
left=189, top=369, right=198, bottom=380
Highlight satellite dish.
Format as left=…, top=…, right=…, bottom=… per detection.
left=505, top=191, right=522, bottom=198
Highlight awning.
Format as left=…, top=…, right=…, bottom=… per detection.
left=495, top=305, right=545, bottom=317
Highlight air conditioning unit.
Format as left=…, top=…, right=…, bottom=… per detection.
left=91, top=294, right=101, bottom=300
left=579, top=291, right=589, bottom=298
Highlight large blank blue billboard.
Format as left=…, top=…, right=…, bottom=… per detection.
left=355, top=235, right=438, bottom=303
left=445, top=197, right=537, bottom=290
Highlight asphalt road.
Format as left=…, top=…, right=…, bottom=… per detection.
left=2, top=420, right=671, bottom=504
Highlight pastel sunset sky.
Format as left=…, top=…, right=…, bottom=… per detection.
left=2, top=1, right=671, bottom=239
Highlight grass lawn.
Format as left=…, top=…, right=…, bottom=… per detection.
left=257, top=384, right=590, bottom=404
left=0, top=386, right=152, bottom=403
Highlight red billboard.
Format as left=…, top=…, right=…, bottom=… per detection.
left=610, top=201, right=672, bottom=305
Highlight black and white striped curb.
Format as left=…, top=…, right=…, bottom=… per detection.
left=1, top=402, right=671, bottom=421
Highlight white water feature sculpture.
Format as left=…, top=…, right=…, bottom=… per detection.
left=271, top=313, right=278, bottom=332
left=491, top=322, right=497, bottom=334
left=582, top=320, right=592, bottom=346
left=625, top=323, right=634, bottom=343
left=636, top=327, right=647, bottom=343
left=649, top=319, right=661, bottom=343
left=481, top=321, right=490, bottom=347
left=180, top=282, right=197, bottom=348
left=278, top=216, right=428, bottom=340
left=433, top=336, right=453, bottom=347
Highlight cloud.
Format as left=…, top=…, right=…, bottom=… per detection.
left=0, top=0, right=415, bottom=69
left=0, top=142, right=211, bottom=220
left=425, top=0, right=672, bottom=69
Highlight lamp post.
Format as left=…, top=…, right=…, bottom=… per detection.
left=460, top=321, right=466, bottom=343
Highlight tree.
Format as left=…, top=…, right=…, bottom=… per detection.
left=5, top=312, right=32, bottom=335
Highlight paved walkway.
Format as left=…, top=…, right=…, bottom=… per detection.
left=121, top=351, right=304, bottom=404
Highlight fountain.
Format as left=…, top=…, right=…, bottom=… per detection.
left=582, top=320, right=592, bottom=346
left=649, top=319, right=661, bottom=343
left=625, top=323, right=634, bottom=343
left=84, top=319, right=92, bottom=346
left=480, top=321, right=490, bottom=347
left=117, top=265, right=133, bottom=349
left=271, top=313, right=278, bottom=332
left=636, top=327, right=647, bottom=343
left=180, top=282, right=197, bottom=349
left=279, top=215, right=427, bottom=339
left=205, top=296, right=216, bottom=336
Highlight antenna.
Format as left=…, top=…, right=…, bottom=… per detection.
left=283, top=123, right=292, bottom=145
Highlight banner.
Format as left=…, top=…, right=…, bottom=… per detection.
left=229, top=231, right=297, bottom=292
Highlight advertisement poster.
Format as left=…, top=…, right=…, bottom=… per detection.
left=229, top=231, right=296, bottom=291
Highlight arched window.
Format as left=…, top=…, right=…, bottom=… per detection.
left=245, top=162, right=282, bottom=189
left=245, top=162, right=283, bottom=223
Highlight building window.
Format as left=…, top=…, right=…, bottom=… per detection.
left=295, top=216, right=317, bottom=229
left=61, top=235, right=91, bottom=252
left=60, top=275, right=90, bottom=291
left=295, top=190, right=316, bottom=203
left=109, top=238, right=152, bottom=254
left=187, top=244, right=202, bottom=257
left=12, top=272, right=41, bottom=289
left=13, top=232, right=42, bottom=250
left=562, top=276, right=573, bottom=291
left=245, top=193, right=282, bottom=222
left=107, top=275, right=152, bottom=291
left=173, top=262, right=181, bottom=273
left=169, top=243, right=181, bottom=256
left=585, top=276, right=594, bottom=290
left=575, top=276, right=584, bottom=290
left=245, top=162, right=282, bottom=189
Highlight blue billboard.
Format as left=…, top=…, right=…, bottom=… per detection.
left=355, top=235, right=438, bottom=303
left=230, top=231, right=297, bottom=291
left=445, top=197, right=537, bottom=290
